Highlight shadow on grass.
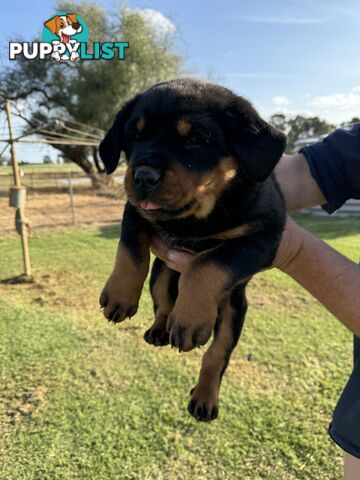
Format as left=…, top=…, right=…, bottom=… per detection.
left=97, top=224, right=122, bottom=240
left=0, top=274, right=35, bottom=285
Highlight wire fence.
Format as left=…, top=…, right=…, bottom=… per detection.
left=0, top=171, right=126, bottom=234
left=1, top=168, right=359, bottom=236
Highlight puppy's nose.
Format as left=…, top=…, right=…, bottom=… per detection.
left=134, top=167, right=161, bottom=192
left=73, top=22, right=81, bottom=30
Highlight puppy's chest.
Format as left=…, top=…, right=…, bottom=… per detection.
left=152, top=216, right=251, bottom=254
left=154, top=226, right=222, bottom=253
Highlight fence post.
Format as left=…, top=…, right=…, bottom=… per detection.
left=5, top=98, right=32, bottom=278
left=68, top=172, right=76, bottom=225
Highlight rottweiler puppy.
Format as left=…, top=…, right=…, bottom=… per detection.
left=99, top=78, right=286, bottom=422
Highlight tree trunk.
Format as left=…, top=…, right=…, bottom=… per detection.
left=55, top=145, right=114, bottom=189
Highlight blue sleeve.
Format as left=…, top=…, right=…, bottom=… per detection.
left=300, top=123, right=360, bottom=213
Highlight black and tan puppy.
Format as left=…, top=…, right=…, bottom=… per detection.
left=99, top=79, right=286, bottom=422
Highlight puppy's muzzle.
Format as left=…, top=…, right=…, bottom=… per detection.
left=134, top=166, right=162, bottom=194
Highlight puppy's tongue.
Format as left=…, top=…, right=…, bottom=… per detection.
left=140, top=200, right=161, bottom=210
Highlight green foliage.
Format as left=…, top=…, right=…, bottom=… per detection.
left=341, top=117, right=360, bottom=126
left=2, top=1, right=183, bottom=128
left=0, top=214, right=359, bottom=479
left=270, top=114, right=334, bottom=153
left=0, top=1, right=183, bottom=180
left=42, top=155, right=53, bottom=164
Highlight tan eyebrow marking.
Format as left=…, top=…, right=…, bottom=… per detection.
left=136, top=116, right=145, bottom=132
left=177, top=119, right=192, bottom=136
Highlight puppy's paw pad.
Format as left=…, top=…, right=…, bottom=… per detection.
left=99, top=279, right=140, bottom=324
left=144, top=327, right=169, bottom=346
left=102, top=303, right=138, bottom=323
left=188, top=388, right=219, bottom=422
left=169, top=322, right=212, bottom=352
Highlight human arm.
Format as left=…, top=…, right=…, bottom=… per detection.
left=273, top=148, right=360, bottom=333
left=152, top=145, right=360, bottom=334
left=272, top=216, right=360, bottom=335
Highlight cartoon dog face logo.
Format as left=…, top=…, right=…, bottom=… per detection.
left=44, top=14, right=82, bottom=42
left=44, top=13, right=82, bottom=61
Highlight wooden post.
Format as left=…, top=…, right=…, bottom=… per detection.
left=5, top=99, right=32, bottom=277
left=68, top=172, right=76, bottom=225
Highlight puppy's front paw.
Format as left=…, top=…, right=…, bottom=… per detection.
left=166, top=309, right=214, bottom=352
left=144, top=327, right=169, bottom=346
left=99, top=275, right=140, bottom=323
left=188, top=385, right=219, bottom=422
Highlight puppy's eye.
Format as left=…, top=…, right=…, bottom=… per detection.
left=185, top=134, right=206, bottom=147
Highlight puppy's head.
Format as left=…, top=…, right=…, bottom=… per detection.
left=99, top=79, right=286, bottom=220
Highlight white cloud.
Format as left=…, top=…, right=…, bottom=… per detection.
left=273, top=96, right=290, bottom=107
left=309, top=86, right=360, bottom=109
left=135, top=9, right=176, bottom=36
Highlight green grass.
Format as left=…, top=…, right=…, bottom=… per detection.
left=0, top=163, right=83, bottom=176
left=0, top=163, right=126, bottom=177
left=0, top=214, right=359, bottom=479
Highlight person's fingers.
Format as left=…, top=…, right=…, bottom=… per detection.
left=150, top=235, right=171, bottom=258
left=150, top=235, right=194, bottom=273
left=166, top=250, right=194, bottom=273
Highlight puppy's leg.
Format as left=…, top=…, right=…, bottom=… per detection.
left=100, top=202, right=151, bottom=323
left=168, top=234, right=277, bottom=352
left=144, top=258, right=179, bottom=347
left=188, top=284, right=248, bottom=422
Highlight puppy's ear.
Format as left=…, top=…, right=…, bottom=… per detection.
left=226, top=103, right=286, bottom=182
left=44, top=16, right=59, bottom=34
left=99, top=96, right=139, bottom=174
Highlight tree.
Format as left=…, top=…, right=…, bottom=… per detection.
left=269, top=113, right=287, bottom=134
left=43, top=155, right=53, bottom=164
left=0, top=156, right=9, bottom=166
left=0, top=1, right=183, bottom=188
left=270, top=114, right=334, bottom=153
left=341, top=117, right=360, bottom=127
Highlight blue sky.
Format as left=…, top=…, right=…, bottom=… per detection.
left=1, top=0, right=360, bottom=162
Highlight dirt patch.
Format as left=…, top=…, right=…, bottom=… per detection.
left=0, top=192, right=125, bottom=232
left=3, top=386, right=48, bottom=424
left=0, top=269, right=99, bottom=313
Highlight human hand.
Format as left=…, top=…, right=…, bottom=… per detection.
left=150, top=235, right=194, bottom=273
left=151, top=216, right=306, bottom=274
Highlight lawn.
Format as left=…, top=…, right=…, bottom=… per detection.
left=0, top=163, right=126, bottom=177
left=0, top=163, right=84, bottom=176
left=0, top=214, right=359, bottom=479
